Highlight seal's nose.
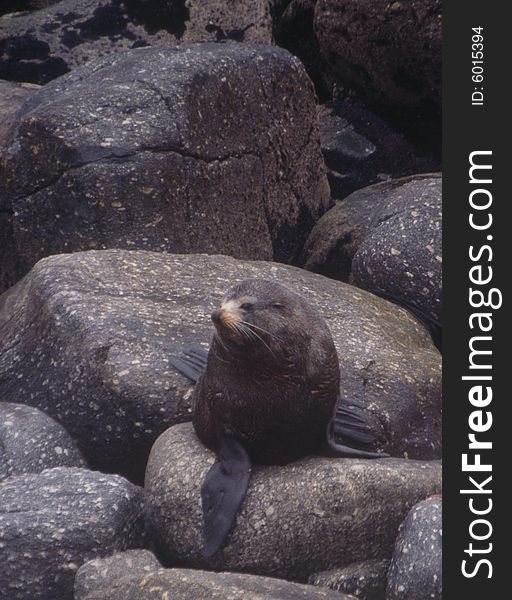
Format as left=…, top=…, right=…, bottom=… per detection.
left=211, top=309, right=222, bottom=324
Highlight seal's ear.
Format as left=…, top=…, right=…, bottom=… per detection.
left=201, top=436, right=252, bottom=558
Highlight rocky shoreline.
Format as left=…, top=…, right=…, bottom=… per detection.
left=1, top=2, right=441, bottom=599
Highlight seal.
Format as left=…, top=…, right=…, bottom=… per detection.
left=171, top=278, right=386, bottom=557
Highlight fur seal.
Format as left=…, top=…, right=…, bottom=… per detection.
left=171, top=278, right=387, bottom=557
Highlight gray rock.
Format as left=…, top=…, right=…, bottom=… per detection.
left=145, top=422, right=441, bottom=581
left=0, top=1, right=60, bottom=17
left=75, top=563, right=356, bottom=600
left=0, top=467, right=146, bottom=600
left=0, top=0, right=273, bottom=84
left=0, top=43, right=329, bottom=292
left=182, top=0, right=273, bottom=45
left=74, top=549, right=162, bottom=600
left=313, top=0, right=441, bottom=112
left=0, top=402, right=86, bottom=482
left=350, top=177, right=442, bottom=323
left=0, top=79, right=41, bottom=293
left=386, top=497, right=442, bottom=600
left=0, top=79, right=40, bottom=146
left=309, top=559, right=390, bottom=599
left=318, top=101, right=439, bottom=200
left=0, top=250, right=441, bottom=481
left=303, top=175, right=442, bottom=324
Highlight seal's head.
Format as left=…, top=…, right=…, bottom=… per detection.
left=210, top=279, right=323, bottom=358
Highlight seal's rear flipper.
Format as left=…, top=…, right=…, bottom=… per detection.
left=326, top=420, right=389, bottom=459
left=332, top=404, right=377, bottom=446
left=201, top=436, right=251, bottom=558
left=170, top=347, right=209, bottom=384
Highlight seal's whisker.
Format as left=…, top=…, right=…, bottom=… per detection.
left=240, top=320, right=283, bottom=343
left=213, top=330, right=231, bottom=354
left=239, top=323, right=278, bottom=358
left=235, top=322, right=258, bottom=343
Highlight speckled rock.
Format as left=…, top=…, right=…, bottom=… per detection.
left=318, top=101, right=439, bottom=200
left=0, top=467, right=145, bottom=600
left=0, top=402, right=86, bottom=482
left=0, top=79, right=40, bottom=146
left=76, top=564, right=356, bottom=600
left=350, top=177, right=442, bottom=323
left=0, top=250, right=441, bottom=481
left=0, top=0, right=274, bottom=85
left=145, top=422, right=441, bottom=581
left=0, top=43, right=329, bottom=292
left=0, top=1, right=60, bottom=17
left=309, top=559, right=390, bottom=599
left=303, top=175, right=442, bottom=323
left=181, top=0, right=273, bottom=45
left=0, top=79, right=41, bottom=293
left=74, top=549, right=162, bottom=600
left=313, top=0, right=441, bottom=112
left=386, top=497, right=442, bottom=600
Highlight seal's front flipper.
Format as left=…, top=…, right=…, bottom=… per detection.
left=170, top=347, right=209, bottom=383
left=201, top=436, right=251, bottom=558
left=326, top=420, right=389, bottom=459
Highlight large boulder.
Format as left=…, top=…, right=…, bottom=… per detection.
left=145, top=422, right=442, bottom=581
left=0, top=43, right=329, bottom=292
left=0, top=79, right=40, bottom=146
left=75, top=561, right=356, bottom=600
left=0, top=0, right=274, bottom=84
left=0, top=250, right=441, bottom=481
left=0, top=79, right=41, bottom=293
left=0, top=402, right=86, bottom=482
left=386, top=497, right=442, bottom=600
left=303, top=175, right=442, bottom=324
left=309, top=559, right=390, bottom=599
left=0, top=467, right=146, bottom=600
left=313, top=0, right=441, bottom=112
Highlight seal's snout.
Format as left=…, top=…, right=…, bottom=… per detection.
left=211, top=305, right=242, bottom=332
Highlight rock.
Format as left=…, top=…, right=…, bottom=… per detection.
left=350, top=177, right=442, bottom=323
left=0, top=79, right=40, bottom=293
left=1, top=1, right=60, bottom=18
left=276, top=0, right=328, bottom=97
left=303, top=175, right=442, bottom=324
left=0, top=0, right=274, bottom=85
left=145, top=422, right=441, bottom=581
left=0, top=467, right=146, bottom=600
left=318, top=101, right=439, bottom=200
left=74, top=549, right=162, bottom=600
left=313, top=0, right=442, bottom=112
left=0, top=250, right=441, bottom=482
left=0, top=43, right=329, bottom=292
left=309, top=559, right=390, bottom=599
left=387, top=497, right=442, bottom=600
left=0, top=79, right=40, bottom=146
left=75, top=563, right=356, bottom=600
left=0, top=402, right=86, bottom=482
left=181, top=0, right=273, bottom=45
